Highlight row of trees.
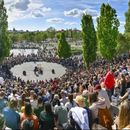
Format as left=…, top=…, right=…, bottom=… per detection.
left=57, top=1, right=130, bottom=68
left=0, top=0, right=130, bottom=68
left=82, top=2, right=130, bottom=67
left=82, top=4, right=119, bottom=67
left=9, top=28, right=82, bottom=44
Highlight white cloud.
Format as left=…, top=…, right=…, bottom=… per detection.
left=64, top=8, right=98, bottom=18
left=31, top=10, right=44, bottom=18
left=7, top=8, right=31, bottom=22
left=46, top=18, right=64, bottom=23
left=31, top=7, right=51, bottom=18
left=64, top=8, right=82, bottom=17
left=28, top=1, right=43, bottom=10
left=83, top=8, right=98, bottom=17
left=15, top=0, right=30, bottom=11
left=5, top=0, right=52, bottom=22
left=65, top=22, right=78, bottom=26
left=42, top=7, right=51, bottom=13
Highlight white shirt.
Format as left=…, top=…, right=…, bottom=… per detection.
left=98, top=88, right=111, bottom=109
left=69, top=107, right=90, bottom=130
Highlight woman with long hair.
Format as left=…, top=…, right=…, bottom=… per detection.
left=117, top=99, right=130, bottom=129
left=20, top=103, right=39, bottom=130
left=39, top=102, right=56, bottom=130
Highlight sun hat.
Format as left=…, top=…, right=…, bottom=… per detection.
left=75, top=95, right=85, bottom=106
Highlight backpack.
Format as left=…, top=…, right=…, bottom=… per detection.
left=21, top=119, right=34, bottom=130
left=39, top=112, right=55, bottom=130
left=55, top=105, right=68, bottom=125
left=98, top=107, right=113, bottom=130
left=62, top=113, right=81, bottom=130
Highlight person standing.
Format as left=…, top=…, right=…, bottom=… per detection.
left=20, top=103, right=39, bottom=130
left=104, top=69, right=115, bottom=100
left=2, top=98, right=20, bottom=130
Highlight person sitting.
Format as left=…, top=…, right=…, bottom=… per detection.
left=34, top=67, right=37, bottom=72
left=23, top=71, right=26, bottom=76
left=39, top=69, right=43, bottom=75
left=52, top=69, right=55, bottom=74
left=34, top=67, right=39, bottom=77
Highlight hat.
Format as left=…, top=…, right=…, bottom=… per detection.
left=75, top=95, right=85, bottom=106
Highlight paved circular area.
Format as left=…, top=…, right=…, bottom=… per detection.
left=10, top=62, right=66, bottom=81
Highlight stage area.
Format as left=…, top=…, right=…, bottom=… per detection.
left=10, top=62, right=66, bottom=81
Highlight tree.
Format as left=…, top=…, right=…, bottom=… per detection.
left=81, top=13, right=97, bottom=68
left=46, top=27, right=56, bottom=40
left=97, top=3, right=119, bottom=61
left=125, top=0, right=130, bottom=33
left=124, top=0, right=130, bottom=53
left=57, top=31, right=71, bottom=58
left=117, top=33, right=130, bottom=54
left=0, top=0, right=11, bottom=61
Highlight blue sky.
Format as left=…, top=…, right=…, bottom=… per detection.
left=4, top=0, right=129, bottom=33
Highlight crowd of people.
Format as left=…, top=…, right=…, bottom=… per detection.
left=0, top=49, right=130, bottom=130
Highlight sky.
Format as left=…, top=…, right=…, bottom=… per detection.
left=4, top=0, right=129, bottom=33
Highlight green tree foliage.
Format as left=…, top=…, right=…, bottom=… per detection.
left=97, top=3, right=119, bottom=61
left=81, top=13, right=97, bottom=68
left=117, top=33, right=130, bottom=54
left=0, top=0, right=11, bottom=61
left=46, top=27, right=56, bottom=40
left=125, top=1, right=130, bottom=33
left=124, top=0, right=130, bottom=53
left=9, top=28, right=82, bottom=44
left=57, top=31, right=71, bottom=58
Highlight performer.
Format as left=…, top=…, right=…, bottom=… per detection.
left=52, top=69, right=55, bottom=74
left=23, top=71, right=26, bottom=76
left=34, top=65, right=43, bottom=76
left=39, top=69, right=43, bottom=75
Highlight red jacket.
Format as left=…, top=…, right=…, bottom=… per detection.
left=104, top=71, right=115, bottom=90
